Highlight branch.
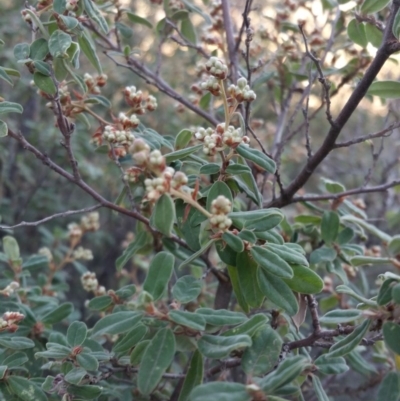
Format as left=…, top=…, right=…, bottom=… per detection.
left=268, top=2, right=400, bottom=208
left=298, top=23, right=334, bottom=126
left=333, top=122, right=400, bottom=148
left=0, top=205, right=102, bottom=230
left=221, top=0, right=239, bottom=82
left=290, top=179, right=400, bottom=203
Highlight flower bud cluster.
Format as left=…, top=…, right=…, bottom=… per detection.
left=200, top=76, right=221, bottom=96
left=80, top=212, right=100, bottom=232
left=21, top=9, right=32, bottom=23
left=84, top=73, right=108, bottom=95
left=209, top=196, right=232, bottom=231
left=123, top=166, right=143, bottom=183
left=118, top=112, right=140, bottom=130
left=124, top=86, right=143, bottom=107
left=102, top=125, right=135, bottom=147
left=66, top=0, right=79, bottom=11
left=0, top=312, right=25, bottom=333
left=227, top=77, right=257, bottom=103
left=39, top=247, right=53, bottom=262
left=205, top=57, right=228, bottom=80
left=81, top=272, right=106, bottom=295
left=0, top=282, right=19, bottom=297
left=194, top=123, right=250, bottom=155
left=73, top=246, right=93, bottom=261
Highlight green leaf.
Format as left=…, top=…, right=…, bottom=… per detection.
left=361, top=0, right=391, bottom=14
left=91, top=311, right=143, bottom=338
left=294, top=215, right=321, bottom=224
left=41, top=302, right=73, bottom=325
left=0, top=337, right=35, bottom=350
left=172, top=275, right=202, bottom=303
left=0, top=67, right=13, bottom=86
left=3, top=236, right=20, bottom=260
left=34, top=60, right=51, bottom=76
left=67, top=384, right=102, bottom=399
left=181, top=16, right=197, bottom=43
left=377, top=279, right=397, bottom=305
left=314, top=355, right=348, bottom=375
left=165, top=144, right=203, bottom=163
left=233, top=156, right=262, bottom=206
left=319, top=309, right=362, bottom=324
left=258, top=356, right=308, bottom=393
left=175, top=129, right=192, bottom=150
left=33, top=72, right=56, bottom=95
left=48, top=30, right=72, bottom=58
left=321, top=211, right=339, bottom=245
left=229, top=209, right=284, bottom=231
left=116, top=231, right=148, bottom=272
left=227, top=264, right=250, bottom=313
left=76, top=352, right=99, bottom=371
left=178, top=350, right=203, bottom=401
left=350, top=255, right=390, bottom=266
left=282, top=265, right=324, bottom=295
left=312, top=375, right=329, bottom=401
left=226, top=164, right=251, bottom=174
left=388, top=235, right=400, bottom=256
left=88, top=295, right=113, bottom=311
left=178, top=239, right=216, bottom=269
left=0, top=120, right=7, bottom=137
left=265, top=243, right=309, bottom=266
left=257, top=269, right=298, bottom=315
left=206, top=181, right=233, bottom=212
left=190, top=382, right=251, bottom=401
left=222, top=231, right=244, bottom=253
left=250, top=246, right=293, bottom=279
left=197, top=334, right=252, bottom=359
left=7, top=376, right=47, bottom=401
left=126, top=11, right=153, bottom=28
left=2, top=352, right=28, bottom=368
left=336, top=284, right=377, bottom=306
left=29, top=38, right=49, bottom=60
left=53, top=56, right=69, bottom=80
left=368, top=80, right=400, bottom=99
left=64, top=367, right=87, bottom=385
left=113, top=324, right=147, bottom=353
left=169, top=310, right=206, bottom=331
left=328, top=319, right=371, bottom=357
left=322, top=178, right=345, bottom=194
left=150, top=194, right=176, bottom=237
left=83, top=0, right=109, bottom=33
left=138, top=328, right=176, bottom=395
left=376, top=371, right=400, bottom=401
left=392, top=283, right=400, bottom=304
left=78, top=30, right=102, bottom=74
left=223, top=314, right=268, bottom=338
left=346, top=350, right=377, bottom=376
left=236, top=144, right=276, bottom=173
left=236, top=251, right=265, bottom=308
left=13, top=43, right=30, bottom=61
left=347, top=19, right=368, bottom=48
left=59, top=15, right=80, bottom=31
left=130, top=340, right=150, bottom=365
left=67, top=321, right=88, bottom=347
left=393, top=9, right=400, bottom=39
left=143, top=252, right=174, bottom=301
left=366, top=22, right=383, bottom=47
left=53, top=0, right=67, bottom=13
left=195, top=308, right=247, bottom=326
left=383, top=322, right=400, bottom=354
left=242, top=326, right=282, bottom=376
left=199, top=92, right=211, bottom=110
left=310, top=246, right=337, bottom=264
left=0, top=102, right=23, bottom=116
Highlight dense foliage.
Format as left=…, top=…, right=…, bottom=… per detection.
left=0, top=0, right=400, bottom=400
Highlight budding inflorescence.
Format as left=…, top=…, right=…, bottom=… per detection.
left=209, top=195, right=232, bottom=232
left=83, top=73, right=108, bottom=95
left=0, top=282, right=19, bottom=297
left=73, top=246, right=93, bottom=261
left=227, top=77, right=257, bottom=103
left=81, top=272, right=106, bottom=296
left=205, top=57, right=228, bottom=80
left=0, top=311, right=25, bottom=333
left=102, top=125, right=135, bottom=148
left=194, top=123, right=250, bottom=155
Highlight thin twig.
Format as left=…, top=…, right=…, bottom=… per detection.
left=0, top=205, right=102, bottom=230
left=221, top=0, right=239, bottom=82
